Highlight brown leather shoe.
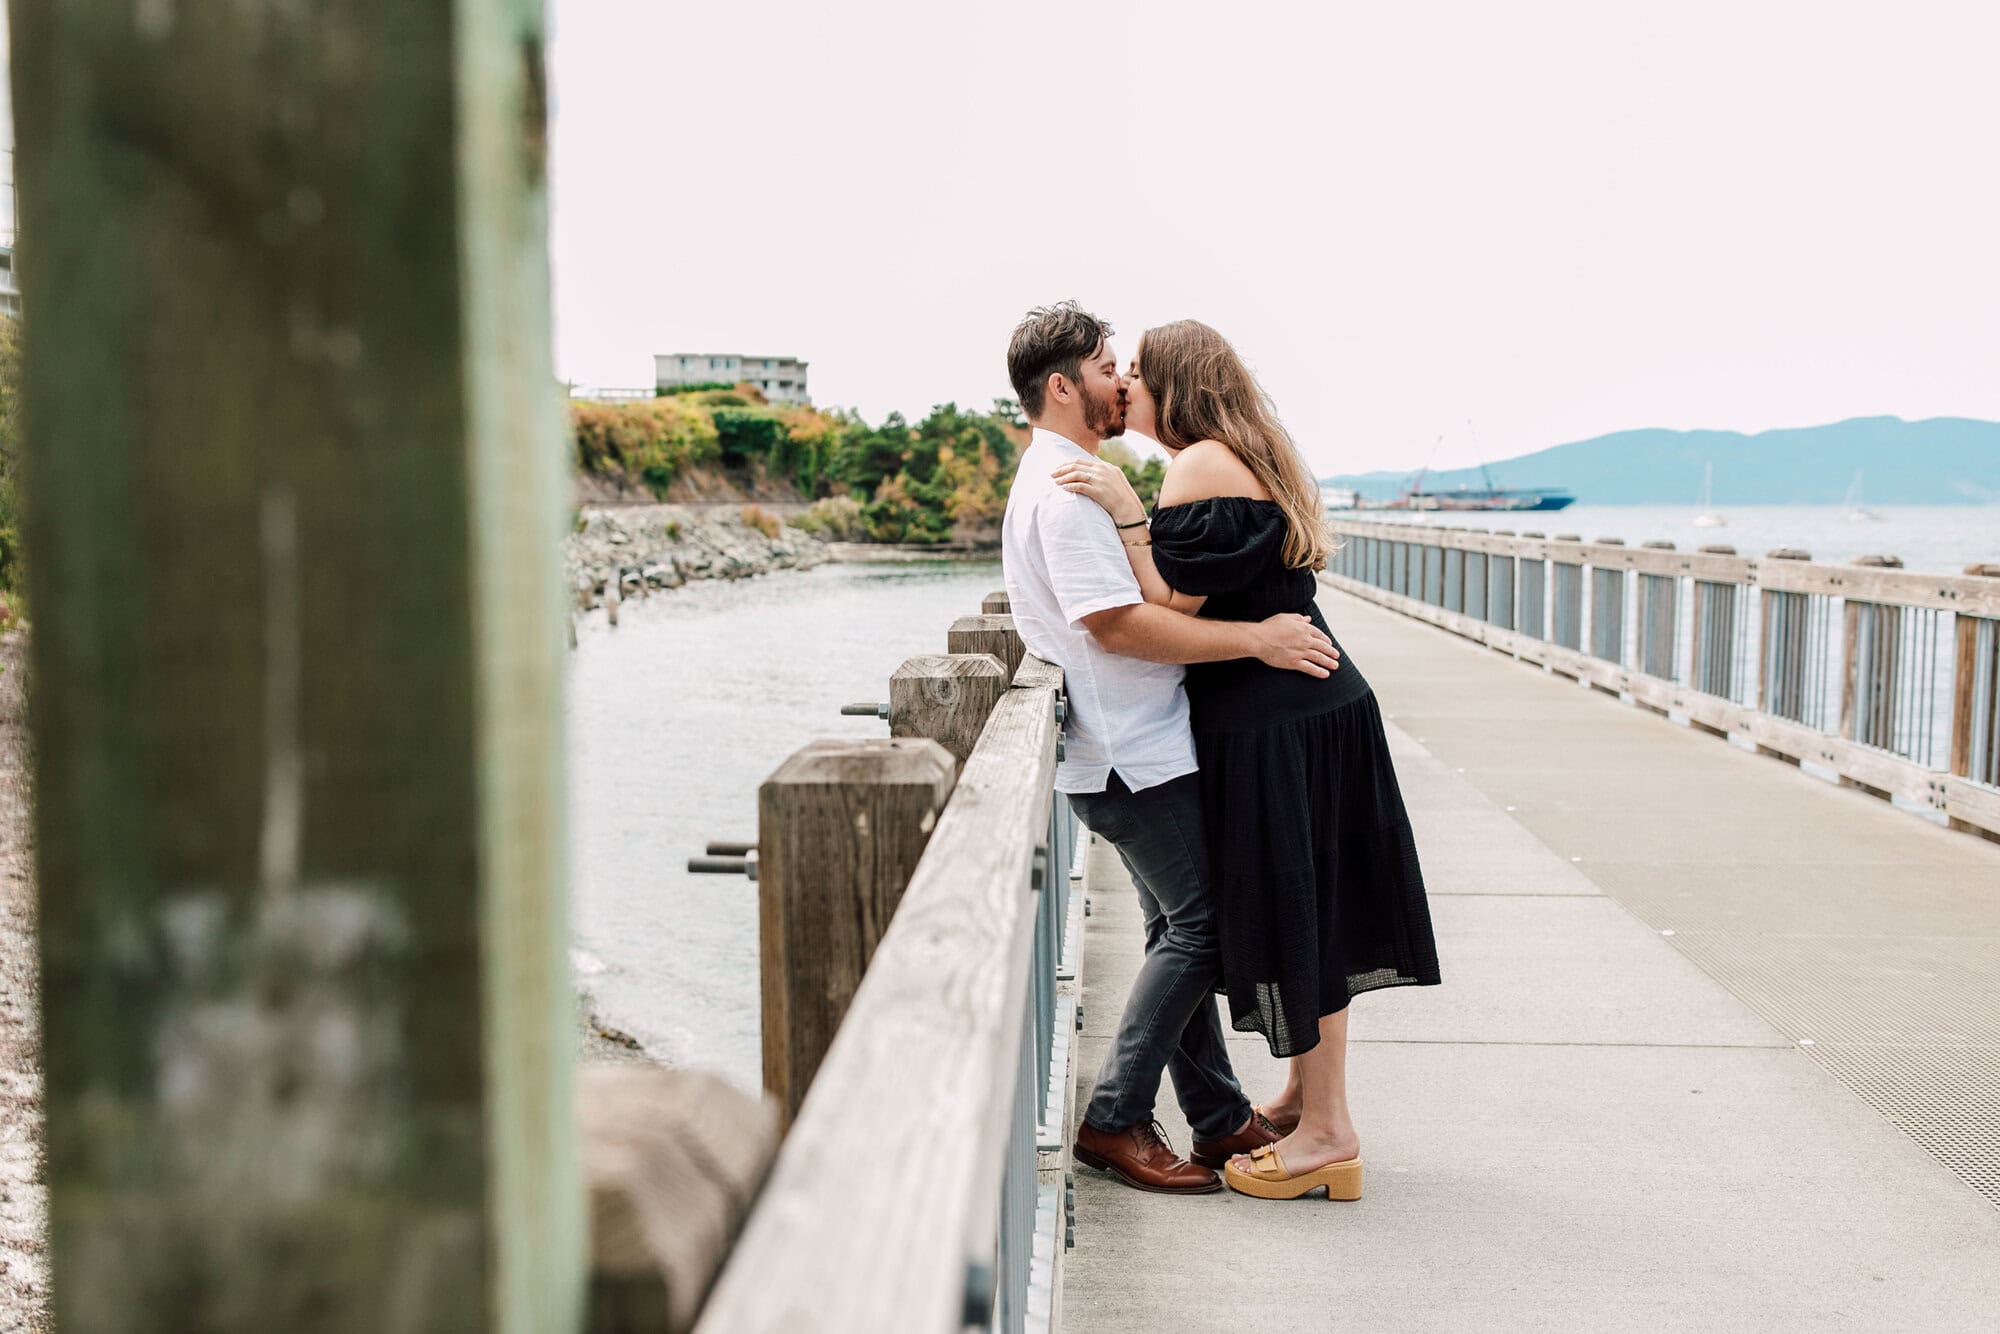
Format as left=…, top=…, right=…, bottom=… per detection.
left=1258, top=1103, right=1302, bottom=1136
left=1074, top=1119, right=1221, bottom=1194
left=1191, top=1109, right=1284, bottom=1170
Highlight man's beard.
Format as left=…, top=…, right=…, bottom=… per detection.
left=1083, top=386, right=1126, bottom=438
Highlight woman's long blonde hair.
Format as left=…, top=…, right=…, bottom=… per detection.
left=1137, top=320, right=1329, bottom=571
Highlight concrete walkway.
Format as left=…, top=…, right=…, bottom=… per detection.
left=1065, top=586, right=2000, bottom=1333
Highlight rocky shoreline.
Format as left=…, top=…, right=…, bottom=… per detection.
left=0, top=629, right=45, bottom=1334
left=563, top=504, right=830, bottom=613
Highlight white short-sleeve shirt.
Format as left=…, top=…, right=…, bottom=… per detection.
left=1000, top=428, right=1197, bottom=794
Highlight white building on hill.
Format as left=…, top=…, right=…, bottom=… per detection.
left=656, top=353, right=810, bottom=405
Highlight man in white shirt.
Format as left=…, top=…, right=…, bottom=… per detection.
left=1000, top=303, right=1340, bottom=1194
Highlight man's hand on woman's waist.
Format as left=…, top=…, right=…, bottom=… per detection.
left=1245, top=614, right=1340, bottom=678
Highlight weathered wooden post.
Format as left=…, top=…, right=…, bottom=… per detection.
left=982, top=590, right=1012, bottom=614
left=13, top=2, right=580, bottom=1329
left=891, top=653, right=1010, bottom=766
left=949, top=612, right=1027, bottom=681
left=759, top=738, right=957, bottom=1122
left=580, top=1065, right=779, bottom=1334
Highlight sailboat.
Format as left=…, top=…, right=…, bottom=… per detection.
left=1693, top=462, right=1726, bottom=528
left=1844, top=470, right=1881, bottom=521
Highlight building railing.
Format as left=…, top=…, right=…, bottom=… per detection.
left=568, top=385, right=659, bottom=401
left=695, top=598, right=1082, bottom=1333
left=1325, top=519, right=2000, bottom=839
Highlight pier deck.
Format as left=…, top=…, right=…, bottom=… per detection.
left=1067, top=584, right=2000, bottom=1333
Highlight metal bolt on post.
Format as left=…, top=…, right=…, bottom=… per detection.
left=688, top=840, right=759, bottom=881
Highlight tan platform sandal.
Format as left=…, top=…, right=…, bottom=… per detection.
left=1223, top=1143, right=1363, bottom=1201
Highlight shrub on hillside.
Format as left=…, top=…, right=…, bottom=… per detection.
left=789, top=495, right=867, bottom=542
left=713, top=408, right=787, bottom=465
left=739, top=504, right=783, bottom=540
left=571, top=396, right=720, bottom=497
left=863, top=473, right=953, bottom=544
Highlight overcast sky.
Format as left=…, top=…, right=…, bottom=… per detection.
left=548, top=2, right=2000, bottom=474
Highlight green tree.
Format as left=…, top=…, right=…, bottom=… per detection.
left=1099, top=438, right=1167, bottom=512
left=829, top=411, right=913, bottom=494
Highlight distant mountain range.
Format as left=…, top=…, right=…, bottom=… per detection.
left=1319, top=417, right=2000, bottom=505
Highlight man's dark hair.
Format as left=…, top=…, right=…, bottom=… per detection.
left=1007, top=302, right=1112, bottom=420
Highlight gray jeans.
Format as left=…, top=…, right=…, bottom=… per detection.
left=1066, top=771, right=1250, bottom=1142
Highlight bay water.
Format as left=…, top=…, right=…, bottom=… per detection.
left=566, top=558, right=1002, bottom=1091
left=1341, top=504, right=1996, bottom=574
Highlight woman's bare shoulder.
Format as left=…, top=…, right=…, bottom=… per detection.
left=1160, top=440, right=1270, bottom=506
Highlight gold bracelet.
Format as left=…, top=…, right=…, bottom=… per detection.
left=1122, top=537, right=1152, bottom=548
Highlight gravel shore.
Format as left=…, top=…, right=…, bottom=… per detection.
left=0, top=629, right=46, bottom=1334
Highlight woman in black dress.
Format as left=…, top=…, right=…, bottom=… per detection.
left=1054, top=320, right=1441, bottom=1201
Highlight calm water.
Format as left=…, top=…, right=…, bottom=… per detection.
left=565, top=559, right=1002, bottom=1091
left=1340, top=504, right=1997, bottom=574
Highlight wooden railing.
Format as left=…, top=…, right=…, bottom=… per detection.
left=689, top=592, right=1082, bottom=1333
left=1324, top=520, right=2000, bottom=839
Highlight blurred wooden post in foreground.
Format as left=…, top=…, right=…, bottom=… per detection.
left=13, top=2, right=581, bottom=1330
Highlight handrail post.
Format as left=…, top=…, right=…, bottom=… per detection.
left=982, top=590, right=1012, bottom=614
left=759, top=738, right=957, bottom=1123
left=950, top=613, right=1028, bottom=682
left=891, top=653, right=1010, bottom=767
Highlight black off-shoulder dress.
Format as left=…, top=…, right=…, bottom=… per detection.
left=1151, top=497, right=1441, bottom=1058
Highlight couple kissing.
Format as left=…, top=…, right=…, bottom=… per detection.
left=998, top=302, right=1442, bottom=1202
